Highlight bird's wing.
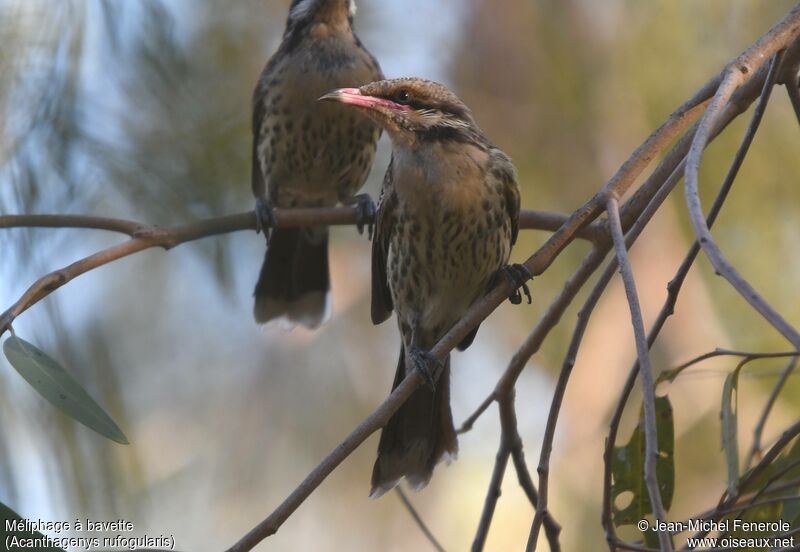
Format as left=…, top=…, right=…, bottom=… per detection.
left=251, top=92, right=268, bottom=199
left=491, top=148, right=521, bottom=245
left=371, top=156, right=397, bottom=325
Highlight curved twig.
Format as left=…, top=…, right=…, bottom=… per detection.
left=684, top=16, right=800, bottom=349
left=528, top=118, right=697, bottom=552
left=606, top=197, right=671, bottom=551
left=471, top=393, right=561, bottom=552
left=395, top=487, right=447, bottom=552
left=602, top=46, right=789, bottom=549
left=0, top=212, right=255, bottom=335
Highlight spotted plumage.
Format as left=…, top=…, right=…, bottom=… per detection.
left=321, top=78, right=522, bottom=495
left=252, top=0, right=383, bottom=327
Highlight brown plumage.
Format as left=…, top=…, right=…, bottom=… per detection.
left=251, top=0, right=383, bottom=328
left=321, top=78, right=524, bottom=496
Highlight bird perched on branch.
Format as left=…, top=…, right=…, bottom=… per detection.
left=251, top=0, right=383, bottom=327
left=320, top=78, right=529, bottom=495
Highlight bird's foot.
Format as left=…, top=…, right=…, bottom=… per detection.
left=409, top=348, right=443, bottom=391
left=343, top=193, right=376, bottom=240
left=500, top=264, right=533, bottom=305
left=255, top=197, right=277, bottom=242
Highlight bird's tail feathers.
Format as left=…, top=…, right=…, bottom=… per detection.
left=370, top=345, right=457, bottom=497
left=253, top=227, right=331, bottom=329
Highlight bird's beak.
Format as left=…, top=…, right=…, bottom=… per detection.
left=318, top=88, right=361, bottom=103
left=319, top=88, right=408, bottom=112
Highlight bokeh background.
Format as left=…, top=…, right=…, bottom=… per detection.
left=1, top=1, right=799, bottom=550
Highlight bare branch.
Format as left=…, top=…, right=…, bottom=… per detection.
left=0, top=212, right=254, bottom=335
left=529, top=122, right=695, bottom=552
left=606, top=197, right=671, bottom=552
left=670, top=348, right=799, bottom=375
left=684, top=20, right=800, bottom=348
left=471, top=393, right=561, bottom=552
left=603, top=45, right=791, bottom=549
left=0, top=208, right=605, bottom=241
left=471, top=433, right=509, bottom=552
left=0, top=207, right=598, bottom=337
left=395, top=487, right=446, bottom=552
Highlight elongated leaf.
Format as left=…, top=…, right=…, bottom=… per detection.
left=612, top=395, right=675, bottom=526
left=3, top=336, right=129, bottom=444
left=721, top=363, right=743, bottom=495
left=1, top=501, right=67, bottom=551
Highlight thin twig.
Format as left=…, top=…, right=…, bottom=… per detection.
left=471, top=436, right=510, bottom=552
left=744, top=357, right=799, bottom=468
left=0, top=208, right=605, bottom=241
left=683, top=419, right=800, bottom=544
left=685, top=35, right=800, bottom=349
left=501, top=395, right=561, bottom=551
left=667, top=349, right=799, bottom=378
left=0, top=207, right=597, bottom=338
left=529, top=122, right=696, bottom=552
left=0, top=212, right=255, bottom=335
left=606, top=197, right=671, bottom=552
left=602, top=46, right=788, bottom=550
left=674, top=476, right=800, bottom=533
left=471, top=393, right=561, bottom=552
left=395, top=486, right=447, bottom=552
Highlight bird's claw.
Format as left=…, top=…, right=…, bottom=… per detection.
left=255, top=197, right=277, bottom=242
left=350, top=193, right=376, bottom=240
left=501, top=264, right=533, bottom=305
left=409, top=348, right=443, bottom=391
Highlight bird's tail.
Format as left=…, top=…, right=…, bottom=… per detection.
left=253, top=227, right=330, bottom=328
left=370, top=345, right=458, bottom=497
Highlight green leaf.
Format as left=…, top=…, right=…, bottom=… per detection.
left=0, top=501, right=67, bottom=551
left=612, top=395, right=675, bottom=526
left=3, top=336, right=129, bottom=444
left=721, top=363, right=743, bottom=496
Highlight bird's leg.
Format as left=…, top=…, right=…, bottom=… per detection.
left=255, top=197, right=278, bottom=242
left=340, top=193, right=376, bottom=239
left=498, top=264, right=533, bottom=305
left=408, top=327, right=443, bottom=391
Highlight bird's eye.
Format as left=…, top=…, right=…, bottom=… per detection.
left=395, top=90, right=411, bottom=104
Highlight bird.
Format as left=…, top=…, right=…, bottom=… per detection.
left=251, top=0, right=383, bottom=328
left=320, top=78, right=530, bottom=496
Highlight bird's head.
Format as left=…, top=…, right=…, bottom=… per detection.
left=287, top=0, right=357, bottom=30
left=319, top=78, right=479, bottom=145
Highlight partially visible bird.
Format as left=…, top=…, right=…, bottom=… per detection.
left=251, top=0, right=383, bottom=328
left=320, top=78, right=529, bottom=496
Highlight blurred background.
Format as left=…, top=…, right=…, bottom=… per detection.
left=1, top=0, right=799, bottom=550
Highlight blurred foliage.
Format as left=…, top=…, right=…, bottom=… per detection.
left=1, top=0, right=799, bottom=551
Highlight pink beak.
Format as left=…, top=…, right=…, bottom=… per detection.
left=318, top=88, right=411, bottom=112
